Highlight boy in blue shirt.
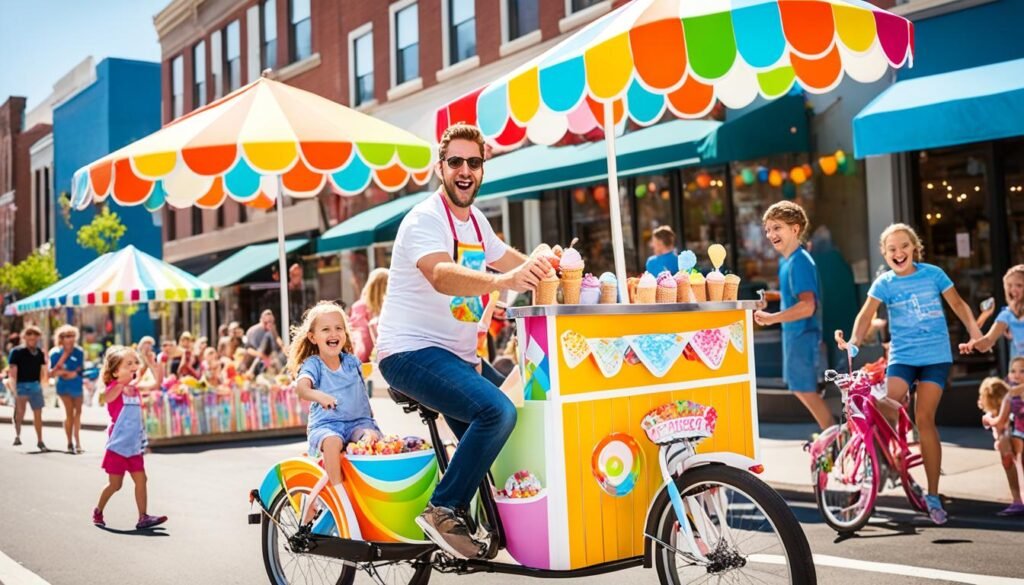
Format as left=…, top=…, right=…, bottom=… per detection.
left=754, top=201, right=834, bottom=430
left=645, top=226, right=678, bottom=276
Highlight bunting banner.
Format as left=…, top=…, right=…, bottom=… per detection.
left=561, top=321, right=744, bottom=378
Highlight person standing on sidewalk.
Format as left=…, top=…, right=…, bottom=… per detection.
left=50, top=325, right=85, bottom=454
left=754, top=201, right=835, bottom=431
left=645, top=226, right=678, bottom=276
left=376, top=123, right=550, bottom=559
left=8, top=325, right=50, bottom=450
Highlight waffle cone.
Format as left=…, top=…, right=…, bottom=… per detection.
left=690, top=282, right=707, bottom=302
left=723, top=280, right=740, bottom=301
left=676, top=280, right=693, bottom=303
left=637, top=287, right=656, bottom=304
left=707, top=280, right=725, bottom=302
left=561, top=277, right=582, bottom=304
left=560, top=267, right=583, bottom=281
left=600, top=283, right=617, bottom=304
left=536, top=279, right=559, bottom=305
left=656, top=287, right=676, bottom=303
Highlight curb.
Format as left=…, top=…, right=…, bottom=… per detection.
left=0, top=416, right=107, bottom=432
left=765, top=479, right=1008, bottom=509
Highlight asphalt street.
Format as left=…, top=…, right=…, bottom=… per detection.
left=0, top=427, right=1022, bottom=585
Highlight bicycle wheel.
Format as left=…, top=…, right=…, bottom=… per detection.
left=651, top=465, right=816, bottom=585
left=814, top=429, right=878, bottom=533
left=262, top=489, right=434, bottom=585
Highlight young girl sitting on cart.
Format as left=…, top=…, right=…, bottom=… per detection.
left=288, top=301, right=382, bottom=512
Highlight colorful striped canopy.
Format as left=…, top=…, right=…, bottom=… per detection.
left=9, top=245, right=216, bottom=315
left=436, top=0, right=915, bottom=147
left=70, top=76, right=434, bottom=211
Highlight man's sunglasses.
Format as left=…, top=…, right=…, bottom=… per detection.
left=444, top=156, right=484, bottom=170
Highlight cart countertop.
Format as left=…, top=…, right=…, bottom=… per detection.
left=508, top=301, right=762, bottom=318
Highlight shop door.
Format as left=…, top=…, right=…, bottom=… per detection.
left=915, top=146, right=998, bottom=380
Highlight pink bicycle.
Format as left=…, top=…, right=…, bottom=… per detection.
left=808, top=346, right=927, bottom=533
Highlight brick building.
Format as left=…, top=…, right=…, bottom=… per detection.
left=155, top=0, right=623, bottom=317
left=0, top=97, right=51, bottom=267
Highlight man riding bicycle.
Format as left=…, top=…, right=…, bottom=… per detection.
left=376, top=123, right=551, bottom=559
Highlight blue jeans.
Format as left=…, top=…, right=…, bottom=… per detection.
left=379, top=347, right=516, bottom=510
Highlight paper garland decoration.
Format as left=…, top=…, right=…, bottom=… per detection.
left=561, top=322, right=744, bottom=378
left=588, top=338, right=630, bottom=378
left=523, top=321, right=551, bottom=401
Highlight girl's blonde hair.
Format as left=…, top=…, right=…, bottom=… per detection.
left=53, top=324, right=79, bottom=344
left=978, top=376, right=1010, bottom=414
left=100, top=345, right=138, bottom=386
left=1003, top=265, right=1024, bottom=307
left=361, top=268, right=390, bottom=317
left=286, top=301, right=355, bottom=374
left=179, top=331, right=194, bottom=344
left=879, top=223, right=924, bottom=261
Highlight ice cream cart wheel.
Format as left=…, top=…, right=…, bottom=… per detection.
left=261, top=490, right=432, bottom=585
left=649, top=466, right=815, bottom=585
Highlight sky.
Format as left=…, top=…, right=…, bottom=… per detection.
left=0, top=0, right=170, bottom=112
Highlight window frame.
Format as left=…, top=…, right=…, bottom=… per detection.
left=289, top=0, right=312, bottom=63
left=442, top=0, right=476, bottom=68
left=261, top=0, right=278, bottom=71
left=389, top=0, right=420, bottom=90
left=192, top=40, right=207, bottom=109
left=170, top=54, right=184, bottom=119
left=223, top=19, right=241, bottom=93
left=504, top=0, right=539, bottom=43
left=348, top=23, right=375, bottom=108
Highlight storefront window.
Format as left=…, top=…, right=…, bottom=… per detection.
left=915, top=145, right=996, bottom=378
left=568, top=183, right=636, bottom=276
left=732, top=156, right=814, bottom=288
left=1004, top=139, right=1024, bottom=265
left=633, top=173, right=675, bottom=264
left=681, top=167, right=728, bottom=271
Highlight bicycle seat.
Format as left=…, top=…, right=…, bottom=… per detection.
left=388, top=387, right=418, bottom=406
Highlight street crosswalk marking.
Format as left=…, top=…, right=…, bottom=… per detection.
left=0, top=549, right=51, bottom=585
left=751, top=553, right=1024, bottom=584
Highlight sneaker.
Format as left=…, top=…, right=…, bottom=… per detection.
left=13, top=437, right=21, bottom=446
left=37, top=442, right=47, bottom=452
left=925, top=495, right=947, bottom=525
left=415, top=504, right=486, bottom=559
left=996, top=502, right=1024, bottom=517
left=92, top=508, right=105, bottom=527
left=67, top=444, right=75, bottom=454
left=136, top=514, right=168, bottom=530
left=456, top=506, right=498, bottom=559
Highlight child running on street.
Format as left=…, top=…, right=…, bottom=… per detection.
left=93, top=346, right=167, bottom=530
left=288, top=301, right=381, bottom=520
left=838, top=223, right=982, bottom=525
left=754, top=201, right=835, bottom=430
left=977, top=369, right=1024, bottom=516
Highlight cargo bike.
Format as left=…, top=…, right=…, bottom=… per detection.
left=249, top=302, right=815, bottom=584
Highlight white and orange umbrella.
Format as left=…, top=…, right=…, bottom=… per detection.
left=70, top=73, right=433, bottom=342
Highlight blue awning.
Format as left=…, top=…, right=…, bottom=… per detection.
left=198, top=239, right=309, bottom=287
left=317, top=192, right=431, bottom=254
left=854, top=58, right=1024, bottom=158
left=478, top=92, right=809, bottom=198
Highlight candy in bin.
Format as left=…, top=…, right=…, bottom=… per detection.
left=345, top=434, right=432, bottom=456
left=498, top=470, right=542, bottom=499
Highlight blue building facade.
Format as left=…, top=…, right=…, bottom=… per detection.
left=53, top=58, right=163, bottom=338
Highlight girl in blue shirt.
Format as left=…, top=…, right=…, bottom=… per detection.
left=967, top=265, right=1024, bottom=358
left=50, top=325, right=85, bottom=454
left=287, top=301, right=381, bottom=517
left=838, top=223, right=982, bottom=525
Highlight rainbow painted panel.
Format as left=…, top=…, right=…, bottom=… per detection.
left=340, top=451, right=438, bottom=543
left=258, top=458, right=355, bottom=538
left=436, top=0, right=914, bottom=148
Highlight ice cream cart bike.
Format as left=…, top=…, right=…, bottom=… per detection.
left=248, top=300, right=815, bottom=585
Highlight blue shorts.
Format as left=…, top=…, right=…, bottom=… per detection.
left=886, top=362, right=952, bottom=390
left=56, top=384, right=83, bottom=398
left=783, top=330, right=821, bottom=393
left=15, top=382, right=44, bottom=410
left=307, top=418, right=380, bottom=457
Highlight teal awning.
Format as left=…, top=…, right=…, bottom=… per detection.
left=479, top=93, right=809, bottom=198
left=318, top=192, right=431, bottom=253
left=198, top=239, right=309, bottom=287
left=854, top=58, right=1024, bottom=158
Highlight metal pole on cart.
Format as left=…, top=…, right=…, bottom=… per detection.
left=603, top=101, right=629, bottom=303
left=274, top=176, right=290, bottom=348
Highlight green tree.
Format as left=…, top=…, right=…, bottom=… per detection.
left=0, top=243, right=60, bottom=297
left=77, top=205, right=126, bottom=255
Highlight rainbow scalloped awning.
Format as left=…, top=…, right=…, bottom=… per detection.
left=10, top=245, right=216, bottom=315
left=436, top=0, right=914, bottom=148
left=71, top=77, right=434, bottom=212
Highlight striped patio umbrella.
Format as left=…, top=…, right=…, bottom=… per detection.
left=68, top=73, right=434, bottom=341
left=9, top=245, right=215, bottom=315
left=436, top=0, right=914, bottom=296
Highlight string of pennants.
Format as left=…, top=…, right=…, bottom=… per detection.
left=560, top=321, right=745, bottom=378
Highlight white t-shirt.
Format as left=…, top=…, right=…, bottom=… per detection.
left=376, top=191, right=508, bottom=363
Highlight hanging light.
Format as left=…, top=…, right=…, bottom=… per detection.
left=819, top=156, right=838, bottom=176
left=790, top=166, right=808, bottom=185
left=696, top=172, right=712, bottom=189
left=768, top=169, right=783, bottom=187
left=757, top=166, right=769, bottom=183
left=926, top=183, right=934, bottom=189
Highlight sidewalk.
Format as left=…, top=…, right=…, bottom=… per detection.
left=2, top=395, right=1011, bottom=505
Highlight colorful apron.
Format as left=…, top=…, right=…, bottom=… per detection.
left=106, top=393, right=145, bottom=458
left=438, top=194, right=498, bottom=358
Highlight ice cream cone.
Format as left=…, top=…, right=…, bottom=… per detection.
left=707, top=280, right=724, bottom=301
left=675, top=276, right=693, bottom=303
left=627, top=277, right=639, bottom=304
left=656, top=286, right=676, bottom=303
left=637, top=287, right=656, bottom=304
left=690, top=274, right=707, bottom=302
left=561, top=274, right=582, bottom=304
left=600, top=283, right=617, bottom=304
left=724, top=274, right=741, bottom=301
left=536, top=278, right=559, bottom=305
